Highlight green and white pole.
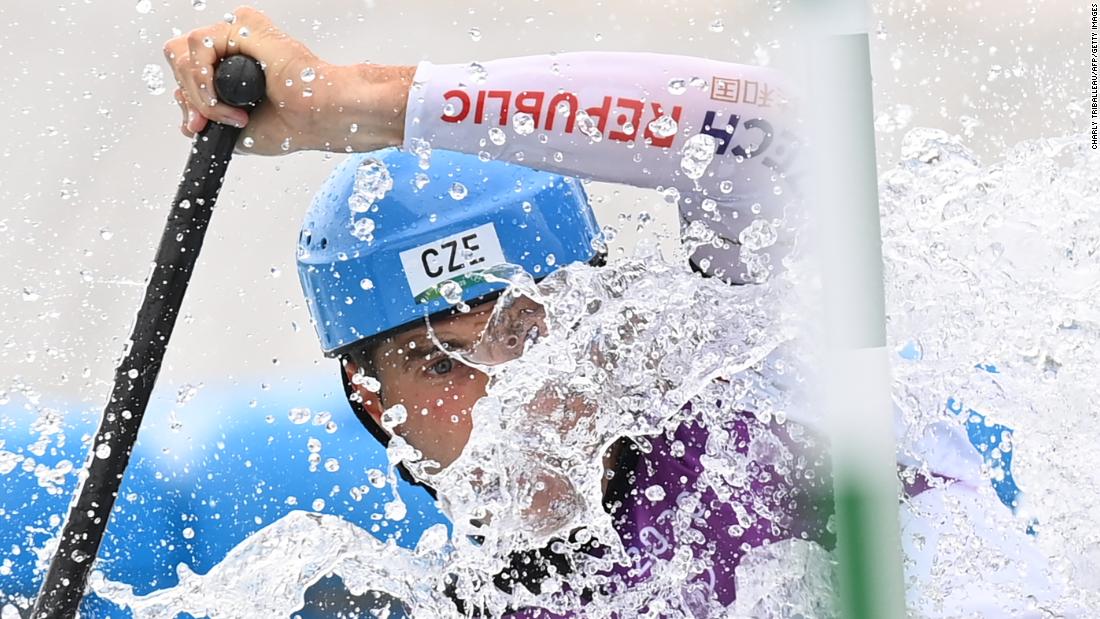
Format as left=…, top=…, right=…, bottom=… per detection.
left=792, top=1, right=908, bottom=617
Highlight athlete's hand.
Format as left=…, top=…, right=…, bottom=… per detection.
left=163, top=6, right=414, bottom=155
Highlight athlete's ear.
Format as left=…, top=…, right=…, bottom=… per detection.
left=343, top=359, right=384, bottom=425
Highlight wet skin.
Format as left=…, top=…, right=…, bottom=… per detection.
left=342, top=295, right=619, bottom=490
left=343, top=299, right=500, bottom=473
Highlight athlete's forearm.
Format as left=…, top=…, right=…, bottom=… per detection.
left=322, top=64, right=416, bottom=152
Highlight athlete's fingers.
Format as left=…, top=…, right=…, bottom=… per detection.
left=185, top=23, right=248, bottom=128
left=165, top=35, right=202, bottom=105
left=173, top=89, right=196, bottom=138
left=165, top=37, right=211, bottom=131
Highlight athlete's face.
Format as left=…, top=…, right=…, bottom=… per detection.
left=343, top=295, right=547, bottom=474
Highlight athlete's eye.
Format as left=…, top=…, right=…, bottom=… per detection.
left=426, top=356, right=454, bottom=377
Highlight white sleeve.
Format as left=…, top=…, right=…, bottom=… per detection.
left=402, top=52, right=803, bottom=284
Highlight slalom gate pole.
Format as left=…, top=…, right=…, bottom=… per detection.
left=794, top=1, right=909, bottom=617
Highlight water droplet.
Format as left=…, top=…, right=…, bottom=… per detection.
left=468, top=27, right=482, bottom=41
left=708, top=19, right=725, bottom=33
left=176, top=383, right=200, bottom=405
left=439, top=280, right=463, bottom=304
left=679, top=134, right=717, bottom=180
left=359, top=278, right=374, bottom=290
left=238, top=26, right=250, bottom=38
left=449, top=182, right=468, bottom=200
left=738, top=218, right=779, bottom=251
left=307, top=437, right=322, bottom=453
left=381, top=405, right=407, bottom=431
left=182, top=527, right=195, bottom=539
left=141, top=64, right=165, bottom=95
left=135, top=0, right=152, bottom=14
left=300, top=67, right=316, bottom=83
left=353, top=373, right=382, bottom=392
left=574, top=110, right=603, bottom=142
left=127, top=368, right=139, bottom=379
left=351, top=217, right=376, bottom=242
left=191, top=0, right=206, bottom=10
left=511, top=112, right=535, bottom=136
left=644, top=484, right=666, bottom=501
left=348, top=158, right=393, bottom=213
left=242, top=136, right=254, bottom=148
left=647, top=114, right=678, bottom=139
left=670, top=440, right=686, bottom=457
left=367, top=468, right=386, bottom=488
left=95, top=443, right=111, bottom=459
left=416, top=524, right=449, bottom=554
left=288, top=407, right=312, bottom=424
left=545, top=253, right=556, bottom=266
left=311, top=498, right=325, bottom=511
left=201, top=36, right=214, bottom=48
left=467, top=62, right=487, bottom=84
left=667, top=78, right=687, bottom=95
left=384, top=498, right=407, bottom=521
left=323, top=458, right=340, bottom=472
left=874, top=104, right=914, bottom=134
left=488, top=127, right=507, bottom=145
left=719, top=180, right=734, bottom=194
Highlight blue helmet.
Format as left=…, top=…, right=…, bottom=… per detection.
left=297, top=148, right=603, bottom=355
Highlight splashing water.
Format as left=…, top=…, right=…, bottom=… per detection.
left=680, top=134, right=717, bottom=181
left=511, top=112, right=535, bottom=136
left=90, top=130, right=1099, bottom=617
left=881, top=128, right=1100, bottom=614
left=90, top=512, right=444, bottom=618
left=94, top=238, right=815, bottom=617
left=349, top=158, right=393, bottom=214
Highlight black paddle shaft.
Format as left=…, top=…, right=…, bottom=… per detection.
left=32, top=55, right=265, bottom=619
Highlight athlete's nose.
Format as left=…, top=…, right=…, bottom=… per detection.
left=468, top=300, right=546, bottom=366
